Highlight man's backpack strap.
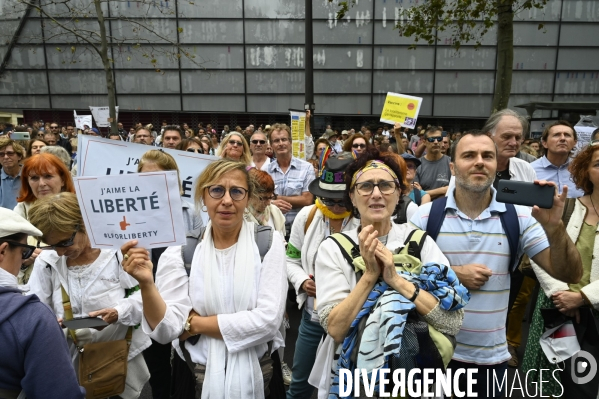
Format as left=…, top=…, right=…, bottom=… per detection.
left=254, top=224, right=274, bottom=261
left=425, top=196, right=449, bottom=241
left=498, top=203, right=520, bottom=273
left=328, top=233, right=360, bottom=269
left=304, top=205, right=318, bottom=234
left=399, top=229, right=428, bottom=260
left=181, top=225, right=273, bottom=277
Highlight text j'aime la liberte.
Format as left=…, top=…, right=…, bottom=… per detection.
left=92, top=186, right=161, bottom=213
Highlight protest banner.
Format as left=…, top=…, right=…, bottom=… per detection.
left=89, top=106, right=119, bottom=127
left=530, top=120, right=556, bottom=140
left=290, top=110, right=306, bottom=159
left=74, top=110, right=93, bottom=130
left=74, top=171, right=186, bottom=249
left=77, top=134, right=217, bottom=203
left=380, top=92, right=423, bottom=129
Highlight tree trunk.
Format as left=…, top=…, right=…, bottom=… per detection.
left=94, top=0, right=118, bottom=135
left=492, top=0, right=514, bottom=113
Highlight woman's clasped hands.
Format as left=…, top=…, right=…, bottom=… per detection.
left=358, top=225, right=398, bottom=286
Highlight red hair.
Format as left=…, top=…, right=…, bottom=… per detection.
left=17, top=153, right=75, bottom=203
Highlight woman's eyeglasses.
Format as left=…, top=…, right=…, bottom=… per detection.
left=258, top=193, right=277, bottom=201
left=186, top=148, right=202, bottom=153
left=319, top=197, right=345, bottom=207
left=354, top=181, right=397, bottom=196
left=2, top=240, right=36, bottom=259
left=37, top=225, right=79, bottom=250
left=228, top=140, right=243, bottom=147
left=352, top=143, right=366, bottom=149
left=207, top=185, right=248, bottom=201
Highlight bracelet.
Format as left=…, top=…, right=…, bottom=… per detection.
left=184, top=314, right=198, bottom=336
left=408, top=283, right=420, bottom=302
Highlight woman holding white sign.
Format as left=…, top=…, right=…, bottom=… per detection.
left=26, top=192, right=151, bottom=399
left=121, top=159, right=287, bottom=399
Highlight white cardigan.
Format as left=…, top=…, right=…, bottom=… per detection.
left=531, top=198, right=599, bottom=308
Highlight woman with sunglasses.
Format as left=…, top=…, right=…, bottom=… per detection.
left=286, top=156, right=360, bottom=398
left=309, top=149, right=467, bottom=397
left=177, top=137, right=204, bottom=154
left=217, top=132, right=252, bottom=165
left=120, top=159, right=287, bottom=398
left=27, top=192, right=151, bottom=398
left=342, top=133, right=368, bottom=156
left=14, top=153, right=76, bottom=285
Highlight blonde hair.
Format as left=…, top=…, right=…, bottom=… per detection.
left=216, top=132, right=252, bottom=165
left=194, top=159, right=253, bottom=209
left=137, top=150, right=183, bottom=195
left=28, top=192, right=83, bottom=239
left=268, top=123, right=292, bottom=143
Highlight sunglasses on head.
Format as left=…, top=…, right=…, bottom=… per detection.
left=251, top=140, right=266, bottom=145
left=426, top=136, right=443, bottom=143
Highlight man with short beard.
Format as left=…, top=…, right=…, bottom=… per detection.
left=411, top=131, right=582, bottom=399
left=161, top=125, right=183, bottom=149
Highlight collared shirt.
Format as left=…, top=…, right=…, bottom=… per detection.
left=267, top=157, right=315, bottom=226
left=0, top=167, right=21, bottom=210
left=410, top=186, right=548, bottom=365
left=531, top=156, right=584, bottom=198
left=0, top=267, right=18, bottom=289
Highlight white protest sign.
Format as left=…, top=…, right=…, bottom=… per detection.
left=74, top=110, right=93, bottom=130
left=74, top=171, right=186, bottom=249
left=77, top=135, right=217, bottom=203
left=574, top=125, right=597, bottom=156
left=89, top=106, right=119, bottom=127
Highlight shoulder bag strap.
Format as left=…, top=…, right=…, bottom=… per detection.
left=304, top=205, right=318, bottom=234
left=327, top=233, right=360, bottom=269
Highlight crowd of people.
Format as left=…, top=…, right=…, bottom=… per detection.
left=0, top=109, right=598, bottom=399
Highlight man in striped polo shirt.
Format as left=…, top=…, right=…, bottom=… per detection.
left=410, top=130, right=582, bottom=398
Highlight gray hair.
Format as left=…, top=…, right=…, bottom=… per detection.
left=482, top=109, right=528, bottom=136
left=40, top=145, right=71, bottom=170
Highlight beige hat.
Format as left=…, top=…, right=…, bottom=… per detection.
left=0, top=208, right=42, bottom=238
left=341, top=130, right=349, bottom=136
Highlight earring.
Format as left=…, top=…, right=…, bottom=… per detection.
left=201, top=205, right=207, bottom=212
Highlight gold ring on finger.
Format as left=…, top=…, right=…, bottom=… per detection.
left=124, top=254, right=129, bottom=261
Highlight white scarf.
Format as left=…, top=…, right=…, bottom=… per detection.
left=190, top=220, right=264, bottom=399
left=0, top=267, right=18, bottom=289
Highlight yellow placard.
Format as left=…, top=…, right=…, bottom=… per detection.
left=380, top=92, right=423, bottom=129
left=290, top=110, right=306, bottom=159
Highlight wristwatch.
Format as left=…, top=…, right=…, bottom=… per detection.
left=184, top=314, right=196, bottom=335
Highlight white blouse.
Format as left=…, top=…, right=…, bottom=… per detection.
left=143, top=230, right=287, bottom=364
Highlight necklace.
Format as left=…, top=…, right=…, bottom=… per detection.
left=590, top=195, right=599, bottom=217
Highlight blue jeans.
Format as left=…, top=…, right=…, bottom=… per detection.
left=286, top=308, right=325, bottom=399
left=448, top=360, right=508, bottom=399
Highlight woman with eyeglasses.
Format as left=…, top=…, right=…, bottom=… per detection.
left=342, top=133, right=368, bottom=156
left=286, top=156, right=360, bottom=398
left=120, top=159, right=287, bottom=398
left=309, top=148, right=467, bottom=397
left=14, top=153, right=76, bottom=285
left=217, top=132, right=252, bottom=165
left=27, top=192, right=151, bottom=398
